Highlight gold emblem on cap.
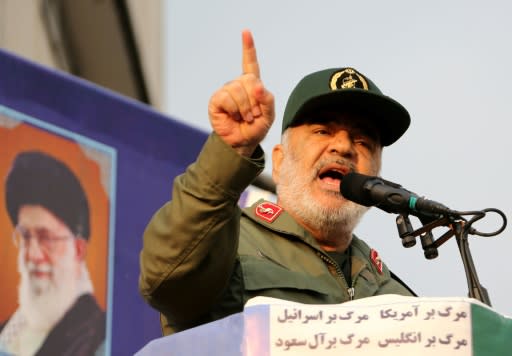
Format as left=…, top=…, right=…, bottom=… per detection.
left=330, top=68, right=369, bottom=91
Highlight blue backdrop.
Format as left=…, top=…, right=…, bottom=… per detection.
left=0, top=48, right=208, bottom=355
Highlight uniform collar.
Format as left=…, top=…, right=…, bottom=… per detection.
left=242, top=199, right=383, bottom=278
left=242, top=199, right=320, bottom=248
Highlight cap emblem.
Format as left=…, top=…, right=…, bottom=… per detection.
left=370, top=248, right=383, bottom=274
left=255, top=202, right=283, bottom=223
left=330, top=68, right=369, bottom=91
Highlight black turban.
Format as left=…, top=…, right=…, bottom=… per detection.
left=5, top=151, right=90, bottom=239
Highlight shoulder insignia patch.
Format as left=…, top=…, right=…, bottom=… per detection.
left=255, top=202, right=283, bottom=223
left=370, top=248, right=383, bottom=275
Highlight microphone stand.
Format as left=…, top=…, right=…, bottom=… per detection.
left=452, top=221, right=491, bottom=306
left=396, top=208, right=506, bottom=307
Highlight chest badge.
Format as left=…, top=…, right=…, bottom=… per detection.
left=255, top=202, right=283, bottom=223
left=370, top=249, right=383, bottom=275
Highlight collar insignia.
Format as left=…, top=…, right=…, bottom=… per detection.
left=255, top=202, right=283, bottom=223
left=370, top=248, right=383, bottom=274
left=330, top=68, right=369, bottom=91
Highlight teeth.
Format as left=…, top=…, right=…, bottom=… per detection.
left=318, top=164, right=348, bottom=180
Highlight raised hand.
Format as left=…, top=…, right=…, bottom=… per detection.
left=208, top=30, right=275, bottom=157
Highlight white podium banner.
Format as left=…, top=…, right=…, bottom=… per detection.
left=247, top=295, right=472, bottom=355
left=136, top=295, right=511, bottom=356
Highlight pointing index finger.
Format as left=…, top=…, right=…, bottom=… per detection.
left=242, top=30, right=260, bottom=78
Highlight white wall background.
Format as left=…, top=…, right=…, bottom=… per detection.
left=163, top=0, right=512, bottom=316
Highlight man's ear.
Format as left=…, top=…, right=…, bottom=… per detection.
left=74, top=238, right=87, bottom=261
left=272, top=144, right=284, bottom=185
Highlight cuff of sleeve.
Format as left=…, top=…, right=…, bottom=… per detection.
left=195, top=133, right=265, bottom=198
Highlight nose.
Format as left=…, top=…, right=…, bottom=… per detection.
left=25, top=236, right=47, bottom=262
left=327, top=131, right=355, bottom=159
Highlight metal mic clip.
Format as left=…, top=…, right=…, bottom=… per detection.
left=420, top=230, right=439, bottom=260
left=396, top=214, right=440, bottom=259
left=396, top=214, right=416, bottom=248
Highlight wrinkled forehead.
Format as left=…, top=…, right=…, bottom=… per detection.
left=290, top=110, right=381, bottom=143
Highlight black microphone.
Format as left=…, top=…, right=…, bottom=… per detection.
left=340, top=172, right=452, bottom=218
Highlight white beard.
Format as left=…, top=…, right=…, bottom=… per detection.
left=0, top=243, right=94, bottom=355
left=276, top=151, right=370, bottom=242
left=17, top=242, right=81, bottom=331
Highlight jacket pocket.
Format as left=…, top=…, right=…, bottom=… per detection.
left=240, top=254, right=333, bottom=296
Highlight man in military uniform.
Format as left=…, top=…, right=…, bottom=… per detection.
left=139, top=30, right=414, bottom=336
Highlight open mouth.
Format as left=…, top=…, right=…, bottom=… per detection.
left=318, top=165, right=347, bottom=187
left=319, top=169, right=344, bottom=181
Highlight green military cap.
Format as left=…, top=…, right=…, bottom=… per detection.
left=282, top=67, right=410, bottom=146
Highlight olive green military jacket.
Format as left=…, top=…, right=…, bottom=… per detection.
left=139, top=133, right=413, bottom=336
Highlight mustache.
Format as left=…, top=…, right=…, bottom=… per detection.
left=313, top=158, right=356, bottom=177
left=26, top=261, right=52, bottom=273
